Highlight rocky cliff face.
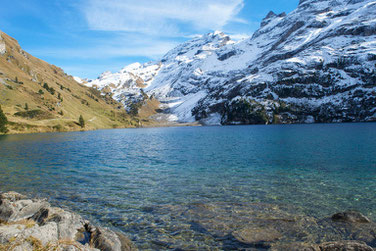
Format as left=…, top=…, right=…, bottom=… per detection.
left=88, top=0, right=376, bottom=125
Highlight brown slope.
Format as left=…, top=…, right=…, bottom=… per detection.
left=0, top=31, right=140, bottom=134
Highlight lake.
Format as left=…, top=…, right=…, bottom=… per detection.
left=0, top=123, right=375, bottom=249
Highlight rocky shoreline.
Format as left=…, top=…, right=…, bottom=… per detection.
left=0, top=192, right=137, bottom=251
left=0, top=192, right=375, bottom=250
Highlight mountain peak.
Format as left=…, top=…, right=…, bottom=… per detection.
left=202, top=31, right=229, bottom=41
left=261, top=11, right=286, bottom=27
left=160, top=30, right=232, bottom=62
left=265, top=11, right=277, bottom=19
left=121, top=62, right=142, bottom=73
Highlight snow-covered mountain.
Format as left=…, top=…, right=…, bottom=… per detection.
left=85, top=62, right=162, bottom=109
left=86, top=0, right=376, bottom=125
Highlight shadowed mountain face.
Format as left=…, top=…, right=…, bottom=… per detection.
left=0, top=31, right=144, bottom=134
left=88, top=0, right=376, bottom=125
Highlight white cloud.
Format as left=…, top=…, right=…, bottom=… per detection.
left=83, top=0, right=245, bottom=35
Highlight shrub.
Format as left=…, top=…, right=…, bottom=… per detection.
left=43, top=83, right=55, bottom=95
left=129, top=102, right=143, bottom=116
left=52, top=124, right=63, bottom=131
left=49, top=87, right=55, bottom=95
left=78, top=115, right=85, bottom=128
left=14, top=110, right=52, bottom=119
left=0, top=105, right=8, bottom=133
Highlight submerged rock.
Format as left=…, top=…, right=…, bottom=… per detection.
left=332, top=211, right=371, bottom=223
left=319, top=240, right=374, bottom=251
left=3, top=192, right=373, bottom=250
left=0, top=191, right=137, bottom=251
left=271, top=240, right=374, bottom=251
left=232, top=226, right=282, bottom=245
left=142, top=202, right=376, bottom=250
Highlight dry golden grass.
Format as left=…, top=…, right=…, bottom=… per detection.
left=138, top=98, right=161, bottom=122
left=0, top=31, right=150, bottom=134
left=0, top=219, right=37, bottom=229
left=0, top=235, right=87, bottom=251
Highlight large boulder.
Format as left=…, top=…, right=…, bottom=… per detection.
left=0, top=191, right=137, bottom=251
left=91, top=226, right=137, bottom=251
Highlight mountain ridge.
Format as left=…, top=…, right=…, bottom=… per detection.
left=85, top=0, right=376, bottom=126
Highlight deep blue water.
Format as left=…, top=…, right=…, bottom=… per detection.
left=0, top=123, right=375, bottom=249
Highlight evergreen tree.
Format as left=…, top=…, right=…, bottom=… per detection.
left=25, top=103, right=29, bottom=110
left=78, top=115, right=85, bottom=128
left=0, top=105, right=8, bottom=133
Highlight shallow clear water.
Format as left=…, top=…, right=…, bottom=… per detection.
left=0, top=123, right=375, bottom=249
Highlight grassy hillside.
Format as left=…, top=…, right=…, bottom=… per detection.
left=0, top=31, right=148, bottom=134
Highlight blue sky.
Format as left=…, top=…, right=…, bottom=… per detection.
left=0, top=0, right=299, bottom=78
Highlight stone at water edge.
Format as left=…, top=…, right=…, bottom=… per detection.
left=331, top=211, right=371, bottom=224
left=91, top=226, right=137, bottom=251
left=0, top=191, right=137, bottom=251
left=0, top=191, right=27, bottom=201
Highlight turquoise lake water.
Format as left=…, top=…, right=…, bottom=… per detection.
left=0, top=123, right=375, bottom=249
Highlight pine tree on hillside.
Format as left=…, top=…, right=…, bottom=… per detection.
left=0, top=105, right=8, bottom=133
left=78, top=115, right=85, bottom=128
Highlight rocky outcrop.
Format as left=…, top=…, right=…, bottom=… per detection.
left=0, top=32, right=6, bottom=55
left=0, top=192, right=137, bottom=251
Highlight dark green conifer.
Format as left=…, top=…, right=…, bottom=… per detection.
left=0, top=105, right=8, bottom=133
left=78, top=115, right=85, bottom=128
